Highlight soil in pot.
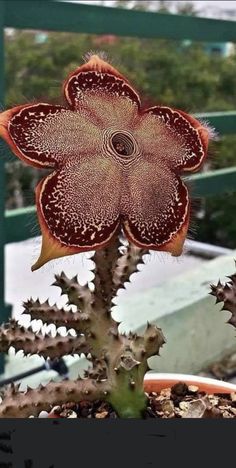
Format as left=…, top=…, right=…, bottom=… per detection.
left=44, top=382, right=236, bottom=419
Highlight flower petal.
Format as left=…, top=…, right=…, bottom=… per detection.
left=121, top=162, right=189, bottom=255
left=141, top=106, right=210, bottom=172
left=63, top=54, right=141, bottom=109
left=32, top=159, right=121, bottom=270
left=0, top=103, right=104, bottom=168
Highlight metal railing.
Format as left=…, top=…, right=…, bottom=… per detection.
left=0, top=0, right=236, bottom=371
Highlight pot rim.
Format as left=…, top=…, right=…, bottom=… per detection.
left=144, top=372, right=236, bottom=392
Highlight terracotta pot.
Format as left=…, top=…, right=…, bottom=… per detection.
left=144, top=372, right=236, bottom=394
left=47, top=373, right=236, bottom=418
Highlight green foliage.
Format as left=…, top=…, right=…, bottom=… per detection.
left=6, top=31, right=236, bottom=113
left=4, top=2, right=236, bottom=247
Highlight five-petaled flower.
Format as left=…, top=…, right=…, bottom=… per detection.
left=0, top=54, right=210, bottom=271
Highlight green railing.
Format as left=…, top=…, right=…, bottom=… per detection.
left=1, top=0, right=236, bottom=372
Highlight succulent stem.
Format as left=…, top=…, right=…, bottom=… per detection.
left=0, top=232, right=165, bottom=418
left=210, top=263, right=236, bottom=329
left=0, top=379, right=109, bottom=418
left=0, top=320, right=89, bottom=358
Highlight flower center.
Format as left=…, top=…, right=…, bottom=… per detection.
left=110, top=132, right=135, bottom=157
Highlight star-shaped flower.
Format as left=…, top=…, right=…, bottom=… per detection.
left=0, top=54, right=210, bottom=271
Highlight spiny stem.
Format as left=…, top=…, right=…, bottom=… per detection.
left=0, top=379, right=110, bottom=418
left=0, top=320, right=89, bottom=358
left=23, top=298, right=90, bottom=332
left=0, top=232, right=165, bottom=418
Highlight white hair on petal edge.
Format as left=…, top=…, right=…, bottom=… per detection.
left=83, top=50, right=110, bottom=63
left=197, top=118, right=218, bottom=141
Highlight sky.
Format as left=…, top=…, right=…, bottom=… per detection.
left=171, top=1, right=236, bottom=16
left=71, top=0, right=236, bottom=18
left=192, top=0, right=236, bottom=9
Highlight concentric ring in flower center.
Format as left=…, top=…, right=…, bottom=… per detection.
left=111, top=132, right=134, bottom=156
left=104, top=129, right=139, bottom=164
